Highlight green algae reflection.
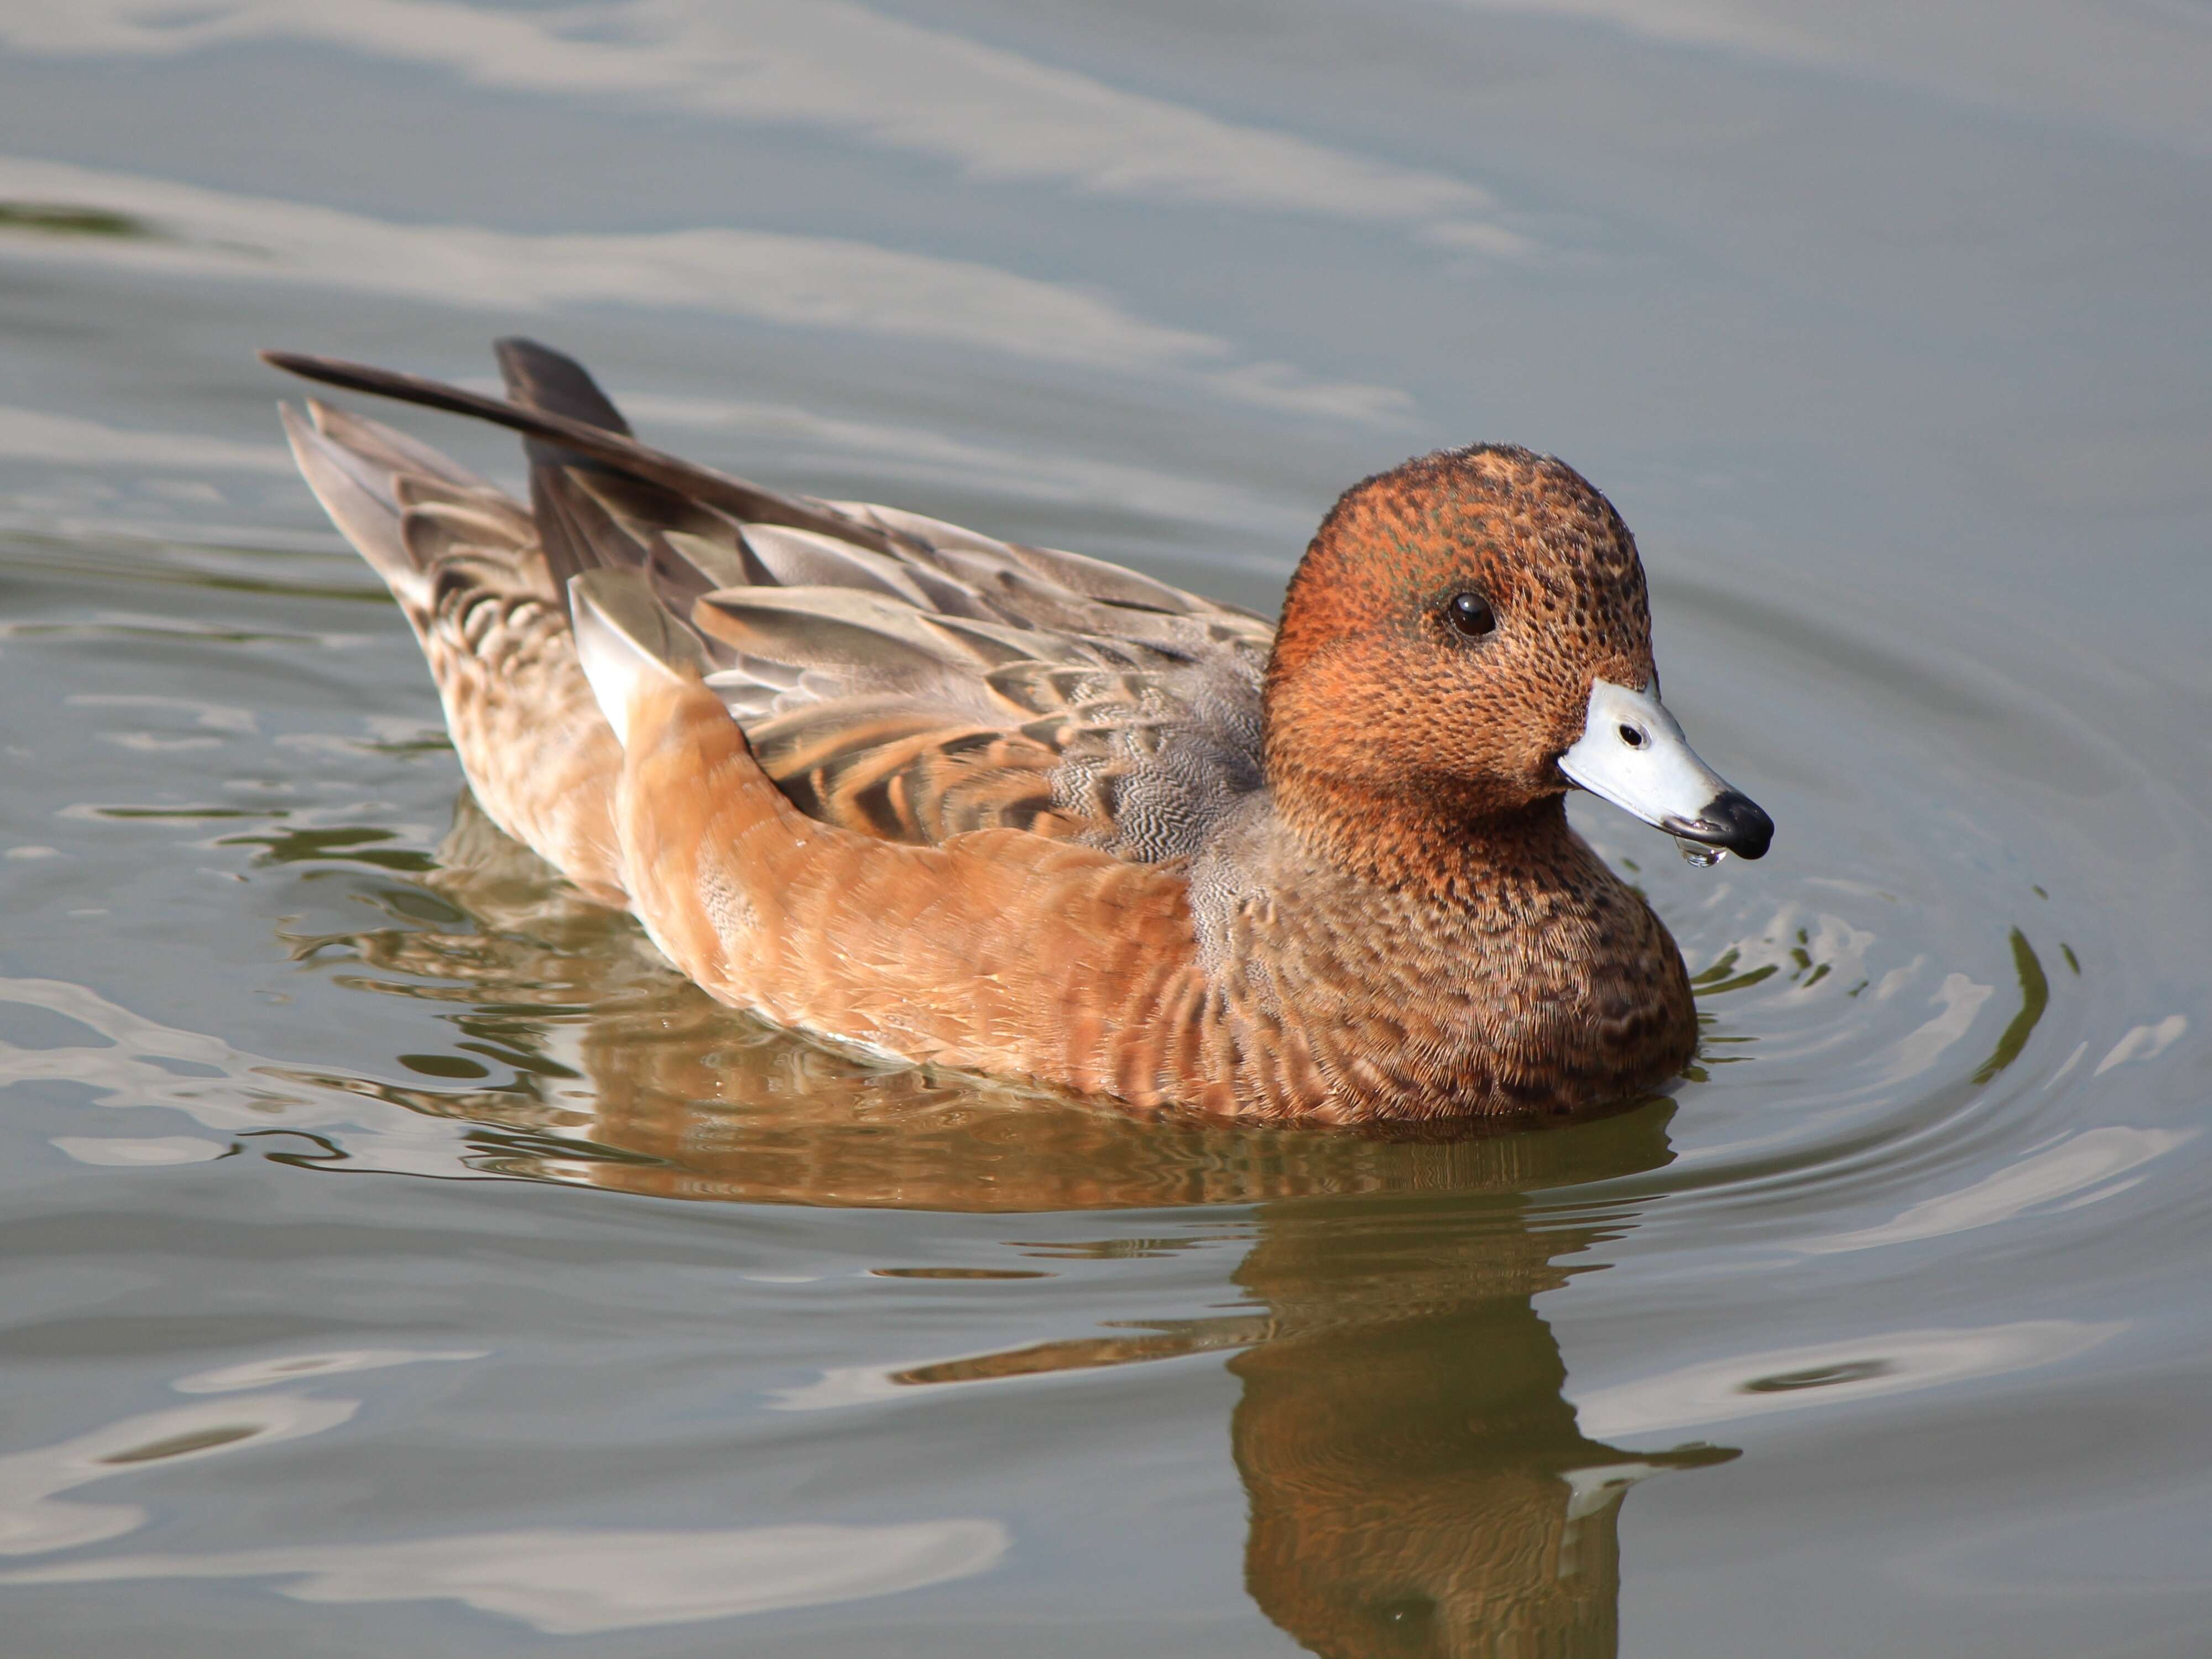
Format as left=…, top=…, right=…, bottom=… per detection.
left=0, top=202, right=156, bottom=239
left=1973, top=927, right=2051, bottom=1084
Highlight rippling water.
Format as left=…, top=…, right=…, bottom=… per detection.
left=3, top=4, right=2209, bottom=1655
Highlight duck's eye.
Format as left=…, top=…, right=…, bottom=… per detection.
left=1446, top=591, right=1496, bottom=639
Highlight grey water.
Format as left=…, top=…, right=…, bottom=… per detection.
left=1, top=3, right=2209, bottom=1654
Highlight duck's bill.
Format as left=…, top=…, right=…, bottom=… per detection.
left=1558, top=679, right=1773, bottom=859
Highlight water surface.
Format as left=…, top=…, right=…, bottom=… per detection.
left=2, top=4, right=2209, bottom=1655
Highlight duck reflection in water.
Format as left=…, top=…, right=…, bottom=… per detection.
left=300, top=796, right=1735, bottom=1657
left=1225, top=1181, right=1734, bottom=1658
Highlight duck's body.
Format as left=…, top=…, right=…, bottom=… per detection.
left=269, top=340, right=1768, bottom=1124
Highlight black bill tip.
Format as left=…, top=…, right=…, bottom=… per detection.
left=1663, top=790, right=1774, bottom=860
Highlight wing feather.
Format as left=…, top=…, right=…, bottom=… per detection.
left=268, top=340, right=1274, bottom=859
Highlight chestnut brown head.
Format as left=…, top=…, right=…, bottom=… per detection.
left=1262, top=445, right=1770, bottom=867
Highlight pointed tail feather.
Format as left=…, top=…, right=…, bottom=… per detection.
left=259, top=348, right=892, bottom=555
left=495, top=336, right=632, bottom=446
left=494, top=337, right=633, bottom=607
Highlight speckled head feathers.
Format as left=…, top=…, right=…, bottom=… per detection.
left=1262, top=445, right=1658, bottom=846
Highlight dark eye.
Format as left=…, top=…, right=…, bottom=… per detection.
left=1446, top=591, right=1496, bottom=639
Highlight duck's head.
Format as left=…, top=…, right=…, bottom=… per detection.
left=1262, top=445, right=1771, bottom=873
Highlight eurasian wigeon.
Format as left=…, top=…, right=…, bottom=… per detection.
left=265, top=339, right=1771, bottom=1124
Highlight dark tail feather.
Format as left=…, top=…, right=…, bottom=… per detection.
left=494, top=336, right=633, bottom=447
left=491, top=338, right=721, bottom=618
left=493, top=338, right=635, bottom=607
left=258, top=347, right=893, bottom=559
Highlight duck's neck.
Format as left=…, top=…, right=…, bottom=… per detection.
left=1269, top=770, right=1594, bottom=909
left=1205, top=770, right=1693, bottom=1119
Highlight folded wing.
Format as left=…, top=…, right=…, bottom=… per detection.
left=270, top=339, right=1272, bottom=863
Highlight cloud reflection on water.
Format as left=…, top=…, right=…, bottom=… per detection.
left=1802, top=1126, right=2197, bottom=1254
left=0, top=0, right=1520, bottom=249
left=0, top=156, right=1407, bottom=422
left=0, top=1343, right=1008, bottom=1634
left=1448, top=0, right=2212, bottom=155
left=0, top=1394, right=359, bottom=1557
left=0, top=405, right=291, bottom=474
left=1572, top=1318, right=2124, bottom=1441
left=3, top=1519, right=1011, bottom=1634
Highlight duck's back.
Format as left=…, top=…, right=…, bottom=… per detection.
left=291, top=338, right=1271, bottom=864
left=557, top=465, right=1273, bottom=862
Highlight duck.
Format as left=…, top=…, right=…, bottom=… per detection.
left=262, top=337, right=1771, bottom=1125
